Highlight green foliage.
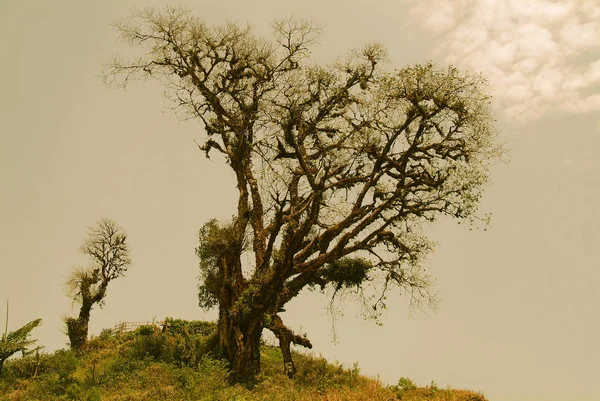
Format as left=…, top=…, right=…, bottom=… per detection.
left=48, top=349, right=80, bottom=381
left=65, top=317, right=89, bottom=351
left=390, top=377, right=488, bottom=401
left=4, top=348, right=78, bottom=382
left=393, top=377, right=418, bottom=399
left=320, top=257, right=372, bottom=291
left=163, top=318, right=216, bottom=337
left=85, top=329, right=120, bottom=351
left=128, top=319, right=216, bottom=368
left=174, top=357, right=230, bottom=396
left=0, top=318, right=42, bottom=375
left=0, top=348, right=81, bottom=400
left=195, top=219, right=229, bottom=311
left=83, top=353, right=148, bottom=387
left=64, top=382, right=83, bottom=400
left=397, top=376, right=418, bottom=392
left=292, top=354, right=361, bottom=393
left=97, top=328, right=117, bottom=341
left=0, top=318, right=42, bottom=354
left=85, top=387, right=102, bottom=401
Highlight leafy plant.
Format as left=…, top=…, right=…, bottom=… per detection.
left=127, top=319, right=217, bottom=369
left=0, top=314, right=42, bottom=375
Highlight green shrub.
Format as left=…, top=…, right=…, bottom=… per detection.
left=65, top=382, right=83, bottom=400
left=397, top=377, right=417, bottom=391
left=2, top=350, right=81, bottom=399
left=2, top=350, right=47, bottom=380
left=162, top=318, right=216, bottom=336
left=292, top=353, right=362, bottom=393
left=135, top=324, right=156, bottom=336
left=4, top=348, right=79, bottom=382
left=173, top=356, right=229, bottom=398
left=87, top=329, right=120, bottom=351
left=125, top=319, right=216, bottom=369
left=85, top=387, right=102, bottom=401
left=85, top=353, right=149, bottom=387
left=392, top=376, right=418, bottom=399
left=50, top=349, right=80, bottom=381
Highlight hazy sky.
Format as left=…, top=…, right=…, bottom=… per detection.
left=1, top=1, right=599, bottom=401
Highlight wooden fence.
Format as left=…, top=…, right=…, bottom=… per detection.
left=111, top=320, right=164, bottom=335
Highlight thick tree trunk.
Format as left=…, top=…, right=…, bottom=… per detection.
left=66, top=301, right=92, bottom=350
left=216, top=299, right=264, bottom=381
left=66, top=316, right=89, bottom=350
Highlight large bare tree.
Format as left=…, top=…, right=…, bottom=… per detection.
left=104, top=7, right=503, bottom=380
left=64, top=218, right=131, bottom=350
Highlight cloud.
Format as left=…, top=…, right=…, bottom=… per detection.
left=406, top=0, right=600, bottom=123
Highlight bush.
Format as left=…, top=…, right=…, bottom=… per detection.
left=86, top=329, right=120, bottom=351
left=4, top=348, right=79, bottom=382
left=135, top=324, right=156, bottom=336
left=392, top=376, right=418, bottom=399
left=174, top=356, right=229, bottom=397
left=127, top=320, right=215, bottom=368
left=293, top=353, right=362, bottom=393
left=398, top=377, right=417, bottom=391
left=47, top=349, right=80, bottom=381
left=162, top=318, right=216, bottom=336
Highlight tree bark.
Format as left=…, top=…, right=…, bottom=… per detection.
left=66, top=299, right=93, bottom=350
left=217, top=303, right=263, bottom=381
left=66, top=316, right=89, bottom=350
left=266, top=314, right=313, bottom=378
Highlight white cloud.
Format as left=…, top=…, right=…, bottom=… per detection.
left=406, top=0, right=600, bottom=123
left=532, top=68, right=562, bottom=97
left=560, top=21, right=599, bottom=51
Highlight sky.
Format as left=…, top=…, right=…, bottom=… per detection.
left=1, top=1, right=599, bottom=400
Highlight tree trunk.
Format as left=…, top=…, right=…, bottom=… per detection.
left=66, top=317, right=89, bottom=350
left=217, top=303, right=263, bottom=381
left=66, top=301, right=92, bottom=350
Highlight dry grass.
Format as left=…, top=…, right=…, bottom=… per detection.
left=395, top=386, right=487, bottom=401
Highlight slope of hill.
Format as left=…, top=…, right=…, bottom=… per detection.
left=0, top=319, right=487, bottom=401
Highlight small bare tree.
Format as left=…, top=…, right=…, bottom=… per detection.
left=64, top=218, right=131, bottom=350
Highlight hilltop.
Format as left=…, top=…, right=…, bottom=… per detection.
left=0, top=319, right=487, bottom=401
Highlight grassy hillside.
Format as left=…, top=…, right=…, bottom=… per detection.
left=0, top=319, right=487, bottom=401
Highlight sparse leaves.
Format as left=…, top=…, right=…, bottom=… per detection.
left=64, top=218, right=131, bottom=349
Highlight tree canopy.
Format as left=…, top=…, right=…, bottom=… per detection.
left=105, top=6, right=503, bottom=380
